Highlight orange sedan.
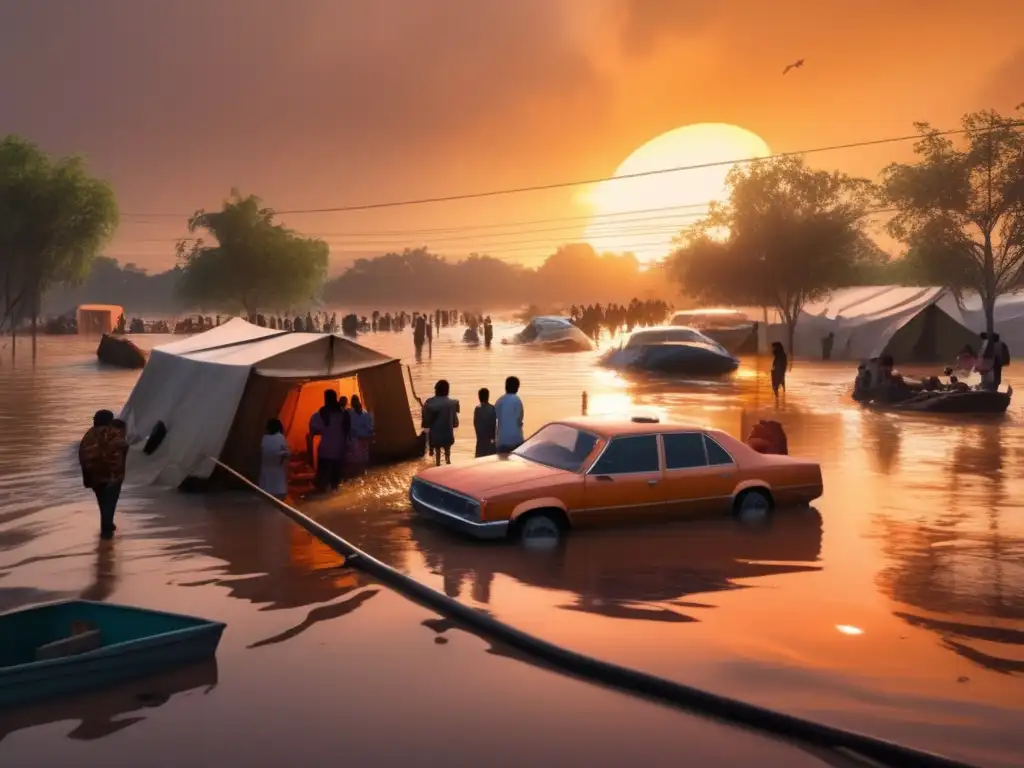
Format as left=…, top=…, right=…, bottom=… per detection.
left=409, top=416, right=823, bottom=542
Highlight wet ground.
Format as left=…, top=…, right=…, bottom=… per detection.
left=1, top=325, right=1022, bottom=766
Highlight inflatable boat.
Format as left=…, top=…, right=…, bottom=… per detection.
left=600, top=326, right=739, bottom=376
left=502, top=317, right=595, bottom=352
left=860, top=387, right=1012, bottom=414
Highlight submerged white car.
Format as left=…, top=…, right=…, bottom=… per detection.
left=503, top=316, right=595, bottom=352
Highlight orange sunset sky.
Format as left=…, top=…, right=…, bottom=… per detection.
left=2, top=0, right=1022, bottom=272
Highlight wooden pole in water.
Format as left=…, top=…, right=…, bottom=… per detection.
left=581, top=391, right=588, bottom=416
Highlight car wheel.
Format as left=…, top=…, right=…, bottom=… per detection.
left=516, top=512, right=564, bottom=551
left=733, top=488, right=773, bottom=524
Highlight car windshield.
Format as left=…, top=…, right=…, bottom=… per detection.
left=513, top=424, right=598, bottom=472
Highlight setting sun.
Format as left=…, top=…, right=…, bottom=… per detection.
left=583, top=123, right=771, bottom=265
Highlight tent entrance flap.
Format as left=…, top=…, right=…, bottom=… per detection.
left=279, top=377, right=361, bottom=455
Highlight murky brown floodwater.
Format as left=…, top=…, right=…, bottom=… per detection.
left=1, top=322, right=1022, bottom=767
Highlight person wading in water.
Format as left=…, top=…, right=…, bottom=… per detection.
left=473, top=387, right=497, bottom=458
left=422, top=380, right=459, bottom=465
left=770, top=342, right=788, bottom=399
left=79, top=410, right=130, bottom=539
left=308, top=390, right=347, bottom=492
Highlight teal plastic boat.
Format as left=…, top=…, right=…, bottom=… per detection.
left=0, top=600, right=225, bottom=709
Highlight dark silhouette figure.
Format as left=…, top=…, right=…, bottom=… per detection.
left=783, top=58, right=805, bottom=75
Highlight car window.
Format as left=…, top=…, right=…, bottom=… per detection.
left=662, top=433, right=707, bottom=470
left=704, top=435, right=734, bottom=466
left=589, top=435, right=660, bottom=475
left=514, top=424, right=598, bottom=472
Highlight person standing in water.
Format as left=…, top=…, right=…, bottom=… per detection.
left=770, top=342, right=787, bottom=398
left=422, top=380, right=459, bottom=465
left=79, top=410, right=129, bottom=539
left=821, top=332, right=835, bottom=361
left=495, top=376, right=525, bottom=453
left=348, top=395, right=375, bottom=473
left=260, top=418, right=290, bottom=500
left=473, top=387, right=497, bottom=458
left=308, top=390, right=346, bottom=491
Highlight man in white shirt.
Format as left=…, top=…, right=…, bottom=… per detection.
left=494, top=376, right=525, bottom=453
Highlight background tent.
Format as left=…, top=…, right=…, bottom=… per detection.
left=119, top=318, right=421, bottom=488
left=757, top=286, right=979, bottom=362
left=76, top=304, right=123, bottom=335
left=961, top=292, right=1024, bottom=352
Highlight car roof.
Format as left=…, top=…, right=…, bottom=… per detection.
left=554, top=415, right=718, bottom=438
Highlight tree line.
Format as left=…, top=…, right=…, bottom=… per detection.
left=671, top=108, right=1024, bottom=348
left=10, top=107, right=1024, bottom=350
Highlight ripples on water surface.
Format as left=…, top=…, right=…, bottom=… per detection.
left=1, top=322, right=1023, bottom=767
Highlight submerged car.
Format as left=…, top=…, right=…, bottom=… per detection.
left=502, top=316, right=595, bottom=352
left=409, top=416, right=823, bottom=542
left=670, top=309, right=758, bottom=355
left=600, top=326, right=740, bottom=376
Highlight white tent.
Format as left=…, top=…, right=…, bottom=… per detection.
left=120, top=318, right=420, bottom=488
left=960, top=291, right=1024, bottom=352
left=759, top=286, right=980, bottom=361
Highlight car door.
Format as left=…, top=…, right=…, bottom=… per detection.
left=660, top=432, right=739, bottom=518
left=580, top=434, right=665, bottom=527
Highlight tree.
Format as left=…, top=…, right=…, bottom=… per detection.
left=0, top=135, right=118, bottom=357
left=669, top=156, right=871, bottom=360
left=176, top=193, right=328, bottom=314
left=882, top=109, right=1024, bottom=333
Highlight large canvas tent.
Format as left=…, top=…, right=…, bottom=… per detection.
left=119, top=318, right=422, bottom=488
left=758, top=286, right=980, bottom=361
left=961, top=291, right=1024, bottom=352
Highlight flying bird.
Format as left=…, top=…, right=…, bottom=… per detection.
left=782, top=58, right=804, bottom=75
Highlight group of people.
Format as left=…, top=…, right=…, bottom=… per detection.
left=956, top=333, right=1012, bottom=390
left=420, top=376, right=525, bottom=465
left=569, top=299, right=671, bottom=341
left=259, top=390, right=376, bottom=499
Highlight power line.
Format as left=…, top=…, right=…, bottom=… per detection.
left=118, top=201, right=718, bottom=234
left=108, top=206, right=898, bottom=250
left=118, top=124, right=1022, bottom=218
left=117, top=213, right=711, bottom=247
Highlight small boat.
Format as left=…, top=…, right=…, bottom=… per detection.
left=503, top=316, right=595, bottom=352
left=0, top=600, right=225, bottom=709
left=600, top=326, right=740, bottom=376
left=860, top=387, right=1012, bottom=414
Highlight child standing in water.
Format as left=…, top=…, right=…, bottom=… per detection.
left=771, top=342, right=787, bottom=398
left=260, top=418, right=290, bottom=500
left=473, top=387, right=497, bottom=458
left=422, top=380, right=459, bottom=466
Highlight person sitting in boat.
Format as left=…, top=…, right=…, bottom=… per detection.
left=947, top=374, right=970, bottom=393
left=876, top=355, right=913, bottom=403
left=955, top=344, right=976, bottom=372
left=853, top=363, right=872, bottom=401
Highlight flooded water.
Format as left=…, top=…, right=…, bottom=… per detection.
left=1, top=324, right=1023, bottom=767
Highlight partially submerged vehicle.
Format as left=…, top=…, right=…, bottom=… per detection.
left=409, top=415, right=822, bottom=543
left=670, top=309, right=758, bottom=355
left=502, top=316, right=594, bottom=352
left=600, top=326, right=739, bottom=376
